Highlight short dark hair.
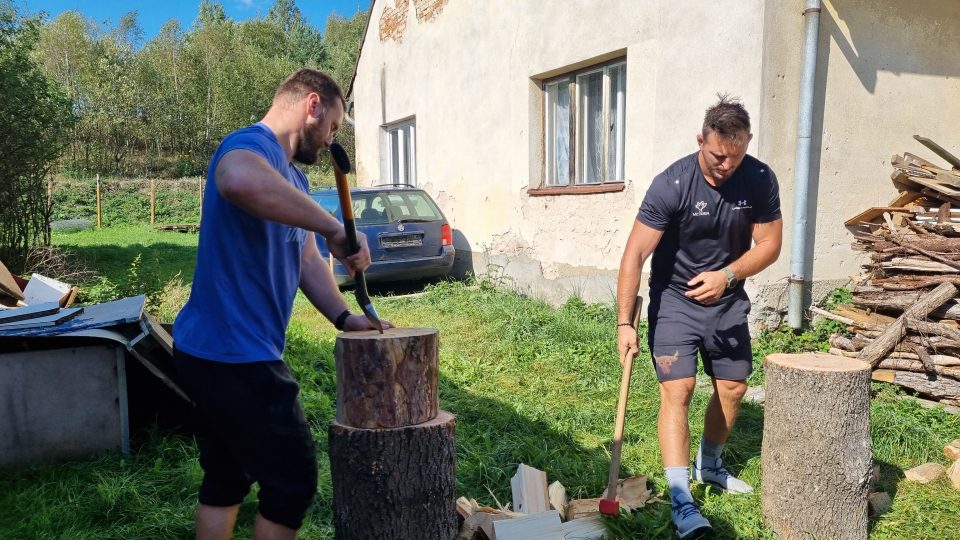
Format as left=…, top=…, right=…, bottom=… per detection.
left=702, top=94, right=750, bottom=142
left=274, top=68, right=345, bottom=110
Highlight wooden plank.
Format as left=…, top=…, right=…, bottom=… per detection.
left=493, top=511, right=563, bottom=540
left=23, top=273, right=72, bottom=306
left=0, top=259, right=24, bottom=301
left=511, top=464, right=549, bottom=515
left=0, top=302, right=62, bottom=324
left=559, top=516, right=606, bottom=539
left=0, top=307, right=82, bottom=329
left=914, top=135, right=960, bottom=170
left=142, top=312, right=174, bottom=356
left=887, top=190, right=923, bottom=207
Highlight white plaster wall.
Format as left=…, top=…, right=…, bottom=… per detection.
left=353, top=0, right=768, bottom=305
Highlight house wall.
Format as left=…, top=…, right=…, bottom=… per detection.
left=352, top=0, right=960, bottom=320
left=353, top=0, right=767, bottom=306
left=754, top=0, right=960, bottom=320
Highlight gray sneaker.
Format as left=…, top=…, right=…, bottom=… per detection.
left=692, top=457, right=753, bottom=494
left=671, top=499, right=712, bottom=538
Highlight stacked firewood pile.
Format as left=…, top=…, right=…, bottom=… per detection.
left=818, top=136, right=960, bottom=408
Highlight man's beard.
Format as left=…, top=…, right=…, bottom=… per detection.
left=294, top=126, right=323, bottom=165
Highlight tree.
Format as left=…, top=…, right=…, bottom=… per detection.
left=0, top=2, right=75, bottom=267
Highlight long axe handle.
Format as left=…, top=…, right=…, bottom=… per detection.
left=329, top=142, right=383, bottom=333
left=600, top=295, right=644, bottom=515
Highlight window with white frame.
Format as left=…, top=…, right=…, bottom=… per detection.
left=385, top=119, right=416, bottom=186
left=544, top=59, right=626, bottom=187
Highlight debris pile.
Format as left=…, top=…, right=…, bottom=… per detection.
left=821, top=135, right=960, bottom=408
left=456, top=463, right=656, bottom=539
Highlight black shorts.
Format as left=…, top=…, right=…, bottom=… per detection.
left=173, top=349, right=318, bottom=529
left=647, top=287, right=753, bottom=382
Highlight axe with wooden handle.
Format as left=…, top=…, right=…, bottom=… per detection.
left=600, top=295, right=644, bottom=516
left=329, top=142, right=383, bottom=333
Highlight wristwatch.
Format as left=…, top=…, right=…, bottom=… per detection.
left=722, top=267, right=738, bottom=289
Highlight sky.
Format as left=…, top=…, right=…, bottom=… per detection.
left=18, top=0, right=368, bottom=40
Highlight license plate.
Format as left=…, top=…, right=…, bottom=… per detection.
left=380, top=234, right=423, bottom=248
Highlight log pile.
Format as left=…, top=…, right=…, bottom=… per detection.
left=823, top=136, right=960, bottom=408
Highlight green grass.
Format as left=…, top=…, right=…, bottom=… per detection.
left=0, top=227, right=958, bottom=539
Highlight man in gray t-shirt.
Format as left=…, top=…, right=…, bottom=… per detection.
left=616, top=96, right=782, bottom=538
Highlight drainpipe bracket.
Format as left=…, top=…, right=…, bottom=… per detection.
left=802, top=8, right=822, bottom=15
left=788, top=275, right=806, bottom=284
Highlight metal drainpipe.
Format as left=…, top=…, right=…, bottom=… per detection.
left=787, top=0, right=823, bottom=329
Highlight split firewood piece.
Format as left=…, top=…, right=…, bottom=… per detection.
left=884, top=233, right=960, bottom=272
left=858, top=283, right=957, bottom=366
left=559, top=516, right=606, bottom=539
left=492, top=510, right=563, bottom=540
left=600, top=476, right=652, bottom=512
left=945, top=440, right=960, bottom=462
left=904, top=462, right=946, bottom=484
left=457, top=497, right=475, bottom=521
left=868, top=492, right=892, bottom=516
left=510, top=464, right=549, bottom=515
left=547, top=481, right=567, bottom=519
left=903, top=342, right=938, bottom=373
left=948, top=460, right=960, bottom=490
left=565, top=499, right=601, bottom=521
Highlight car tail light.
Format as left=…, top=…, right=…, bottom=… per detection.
left=441, top=224, right=452, bottom=246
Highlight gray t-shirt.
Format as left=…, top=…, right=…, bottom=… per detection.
left=637, top=152, right=781, bottom=299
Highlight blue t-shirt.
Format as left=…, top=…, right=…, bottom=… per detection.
left=174, top=123, right=309, bottom=363
left=637, top=152, right=781, bottom=299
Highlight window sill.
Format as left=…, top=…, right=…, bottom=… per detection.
left=528, top=182, right=625, bottom=196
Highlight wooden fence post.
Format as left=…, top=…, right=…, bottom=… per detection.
left=150, top=179, right=156, bottom=226
left=96, top=174, right=101, bottom=229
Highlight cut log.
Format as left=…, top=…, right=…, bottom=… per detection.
left=335, top=328, right=439, bottom=429
left=875, top=358, right=960, bottom=379
left=904, top=462, right=945, bottom=484
left=857, top=283, right=957, bottom=366
left=944, top=440, right=960, bottom=462
left=511, top=464, right=549, bottom=515
left=762, top=353, right=871, bottom=540
left=872, top=369, right=960, bottom=401
left=329, top=411, right=457, bottom=539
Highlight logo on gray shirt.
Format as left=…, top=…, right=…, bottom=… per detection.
left=692, top=200, right=710, bottom=217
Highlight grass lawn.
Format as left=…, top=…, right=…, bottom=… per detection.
left=1, top=227, right=958, bottom=539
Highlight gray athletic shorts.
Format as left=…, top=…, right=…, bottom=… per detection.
left=647, top=287, right=753, bottom=382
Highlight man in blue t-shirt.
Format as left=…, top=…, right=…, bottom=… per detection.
left=172, top=69, right=391, bottom=540
left=616, top=96, right=782, bottom=538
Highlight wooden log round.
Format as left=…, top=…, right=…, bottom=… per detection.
left=335, top=327, right=439, bottom=429
left=761, top=353, right=872, bottom=540
left=329, top=410, right=457, bottom=540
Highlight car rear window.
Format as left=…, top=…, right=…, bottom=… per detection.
left=312, top=190, right=444, bottom=225
left=355, top=191, right=443, bottom=225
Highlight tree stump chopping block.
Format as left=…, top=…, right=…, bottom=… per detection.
left=329, top=327, right=457, bottom=539
left=329, top=412, right=457, bottom=539
left=335, top=328, right=439, bottom=429
left=761, top=353, right=872, bottom=540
